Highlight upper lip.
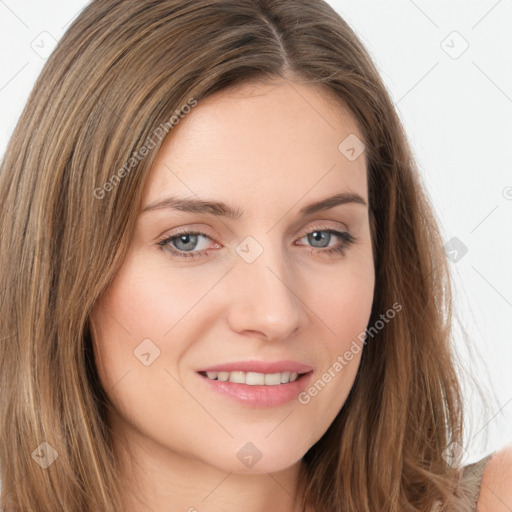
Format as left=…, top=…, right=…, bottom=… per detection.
left=196, top=360, right=313, bottom=374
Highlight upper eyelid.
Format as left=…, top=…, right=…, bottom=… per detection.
left=162, top=220, right=349, bottom=241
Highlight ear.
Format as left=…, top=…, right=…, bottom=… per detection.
left=476, top=442, right=512, bottom=511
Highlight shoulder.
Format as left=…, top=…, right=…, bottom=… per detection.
left=476, top=442, right=512, bottom=511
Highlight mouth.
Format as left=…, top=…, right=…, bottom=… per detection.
left=197, top=369, right=311, bottom=386
left=196, top=369, right=314, bottom=408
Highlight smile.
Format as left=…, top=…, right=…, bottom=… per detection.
left=197, top=370, right=313, bottom=408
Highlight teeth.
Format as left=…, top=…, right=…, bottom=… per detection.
left=204, top=370, right=301, bottom=385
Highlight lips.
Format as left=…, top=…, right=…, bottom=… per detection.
left=197, top=368, right=313, bottom=407
left=196, top=360, right=313, bottom=374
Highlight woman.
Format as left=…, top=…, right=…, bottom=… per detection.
left=0, top=1, right=510, bottom=511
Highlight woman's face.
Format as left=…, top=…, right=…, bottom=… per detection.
left=90, top=79, right=374, bottom=477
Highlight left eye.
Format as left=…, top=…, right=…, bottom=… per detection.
left=157, top=228, right=355, bottom=259
left=300, top=229, right=341, bottom=249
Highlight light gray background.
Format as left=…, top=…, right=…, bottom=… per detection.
left=1, top=0, right=511, bottom=463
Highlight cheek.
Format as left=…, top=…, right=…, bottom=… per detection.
left=88, top=250, right=226, bottom=412
left=313, top=258, right=375, bottom=345
left=295, top=262, right=374, bottom=438
left=88, top=260, right=202, bottom=449
left=90, top=253, right=218, bottom=363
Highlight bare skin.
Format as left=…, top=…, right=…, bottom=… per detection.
left=89, top=78, right=375, bottom=512
left=477, top=443, right=512, bottom=511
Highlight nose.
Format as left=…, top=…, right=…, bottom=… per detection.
left=225, top=245, right=303, bottom=341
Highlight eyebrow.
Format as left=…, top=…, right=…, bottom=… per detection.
left=141, top=192, right=367, bottom=218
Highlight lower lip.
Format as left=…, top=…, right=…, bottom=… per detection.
left=197, top=371, right=313, bottom=408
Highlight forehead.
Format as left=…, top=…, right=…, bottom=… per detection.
left=141, top=80, right=367, bottom=215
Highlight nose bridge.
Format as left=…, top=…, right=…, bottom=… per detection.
left=227, top=234, right=302, bottom=339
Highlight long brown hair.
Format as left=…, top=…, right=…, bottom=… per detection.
left=0, top=1, right=492, bottom=510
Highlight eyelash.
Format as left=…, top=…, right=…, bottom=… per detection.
left=157, top=225, right=356, bottom=261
